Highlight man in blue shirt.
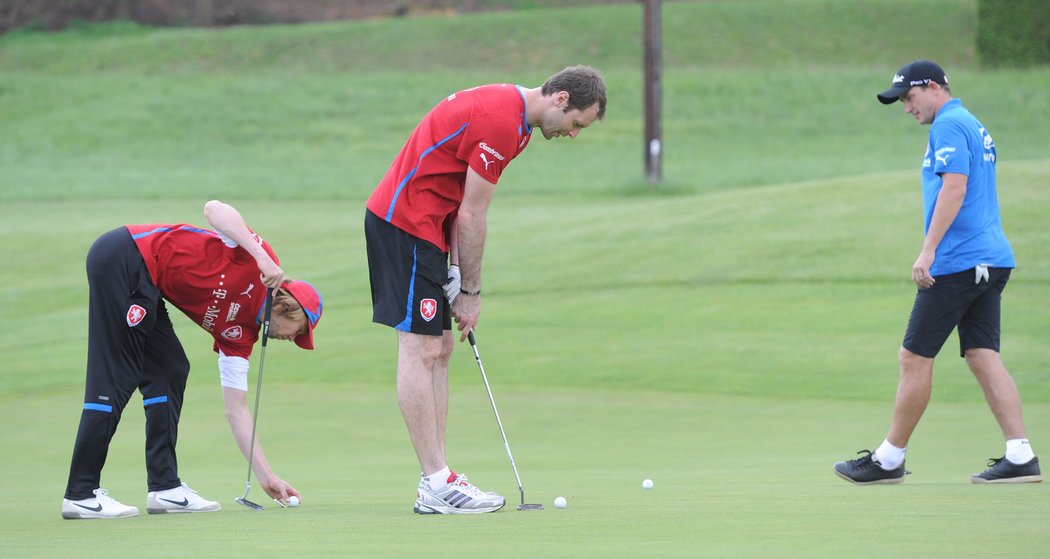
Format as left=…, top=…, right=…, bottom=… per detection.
left=834, top=60, right=1041, bottom=484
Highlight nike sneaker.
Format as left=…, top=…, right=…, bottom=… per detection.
left=834, top=449, right=909, bottom=484
left=147, top=482, right=221, bottom=514
left=414, top=471, right=505, bottom=514
left=971, top=456, right=1042, bottom=484
left=61, top=488, right=139, bottom=519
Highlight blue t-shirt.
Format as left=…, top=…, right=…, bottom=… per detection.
left=921, top=98, right=1015, bottom=275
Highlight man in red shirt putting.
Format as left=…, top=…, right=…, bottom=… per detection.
left=365, top=66, right=607, bottom=514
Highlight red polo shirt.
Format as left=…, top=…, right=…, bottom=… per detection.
left=366, top=83, right=533, bottom=250
left=126, top=224, right=278, bottom=359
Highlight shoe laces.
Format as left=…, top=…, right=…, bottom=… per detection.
left=849, top=450, right=879, bottom=468
left=158, top=483, right=200, bottom=500
left=92, top=488, right=119, bottom=505
left=450, top=474, right=485, bottom=498
left=985, top=456, right=1005, bottom=468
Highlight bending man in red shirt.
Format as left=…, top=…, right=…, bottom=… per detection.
left=365, top=66, right=606, bottom=514
left=62, top=200, right=323, bottom=519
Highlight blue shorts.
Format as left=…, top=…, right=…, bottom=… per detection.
left=364, top=210, right=451, bottom=336
left=902, top=267, right=1010, bottom=358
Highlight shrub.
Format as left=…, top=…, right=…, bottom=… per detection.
left=977, top=0, right=1050, bottom=67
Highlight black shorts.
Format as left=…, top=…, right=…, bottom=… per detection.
left=364, top=210, right=451, bottom=336
left=902, top=267, right=1010, bottom=358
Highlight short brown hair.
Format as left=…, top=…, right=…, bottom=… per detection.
left=542, top=65, right=607, bottom=121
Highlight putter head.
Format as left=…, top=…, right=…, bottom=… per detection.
left=235, top=497, right=265, bottom=511
left=517, top=503, right=544, bottom=511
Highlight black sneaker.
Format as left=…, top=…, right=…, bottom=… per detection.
left=834, top=450, right=909, bottom=484
left=971, top=456, right=1042, bottom=484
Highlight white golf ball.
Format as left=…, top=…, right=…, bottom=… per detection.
left=554, top=496, right=567, bottom=509
left=642, top=479, right=654, bottom=490
left=287, top=495, right=300, bottom=507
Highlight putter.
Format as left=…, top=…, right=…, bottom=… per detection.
left=467, top=331, right=543, bottom=511
left=235, top=287, right=274, bottom=511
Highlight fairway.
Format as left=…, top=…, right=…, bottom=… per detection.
left=2, top=0, right=1050, bottom=557
left=4, top=383, right=1050, bottom=557
left=3, top=191, right=1049, bottom=557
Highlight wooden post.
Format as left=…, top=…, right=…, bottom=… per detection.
left=643, top=0, right=662, bottom=184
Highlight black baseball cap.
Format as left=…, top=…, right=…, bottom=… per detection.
left=877, top=60, right=949, bottom=104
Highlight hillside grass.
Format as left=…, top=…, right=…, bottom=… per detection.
left=0, top=1, right=980, bottom=73
left=1, top=0, right=1048, bottom=201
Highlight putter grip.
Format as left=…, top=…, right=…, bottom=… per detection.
left=468, top=331, right=476, bottom=345
left=261, top=287, right=274, bottom=347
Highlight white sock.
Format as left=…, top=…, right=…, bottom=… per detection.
left=1005, top=439, right=1035, bottom=464
left=424, top=466, right=452, bottom=491
left=873, top=439, right=906, bottom=470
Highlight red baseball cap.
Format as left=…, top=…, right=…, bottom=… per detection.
left=282, top=280, right=323, bottom=350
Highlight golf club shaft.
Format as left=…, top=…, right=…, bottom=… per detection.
left=241, top=287, right=274, bottom=499
left=467, top=331, right=527, bottom=505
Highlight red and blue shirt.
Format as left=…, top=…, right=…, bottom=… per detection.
left=366, top=83, right=533, bottom=250
left=126, top=224, right=278, bottom=359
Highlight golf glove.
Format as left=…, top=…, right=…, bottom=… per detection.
left=444, top=265, right=461, bottom=304
left=975, top=264, right=989, bottom=284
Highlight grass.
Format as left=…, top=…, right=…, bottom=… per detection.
left=4, top=383, right=1050, bottom=557
left=0, top=1, right=980, bottom=73
left=1, top=0, right=1049, bottom=556
left=5, top=163, right=1049, bottom=399
left=2, top=0, right=1049, bottom=201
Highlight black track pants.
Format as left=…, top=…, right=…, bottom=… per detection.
left=64, top=228, right=190, bottom=500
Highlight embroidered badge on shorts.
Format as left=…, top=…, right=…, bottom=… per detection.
left=127, top=304, right=147, bottom=327
left=420, top=298, right=437, bottom=322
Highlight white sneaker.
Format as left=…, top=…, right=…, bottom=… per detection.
left=414, top=472, right=505, bottom=514
left=416, top=472, right=501, bottom=497
left=146, top=483, right=221, bottom=514
left=62, top=488, right=139, bottom=519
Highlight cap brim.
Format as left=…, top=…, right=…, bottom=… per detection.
left=877, top=85, right=909, bottom=104
left=293, top=330, right=314, bottom=350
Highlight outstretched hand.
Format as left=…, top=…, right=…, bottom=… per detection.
left=259, top=473, right=299, bottom=503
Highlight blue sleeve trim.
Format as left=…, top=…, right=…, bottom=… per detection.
left=83, top=403, right=113, bottom=413
left=130, top=225, right=215, bottom=240
left=131, top=227, right=172, bottom=239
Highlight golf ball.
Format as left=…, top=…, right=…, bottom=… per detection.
left=554, top=496, right=567, bottom=509
left=642, top=479, right=654, bottom=490
left=288, top=495, right=300, bottom=507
